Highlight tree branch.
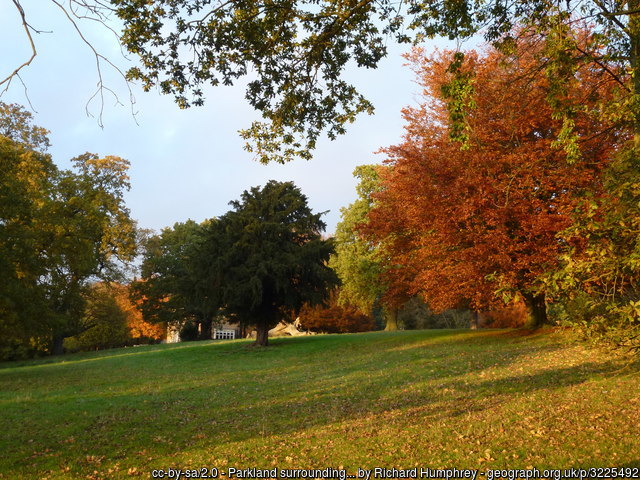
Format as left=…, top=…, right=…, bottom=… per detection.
left=0, top=0, right=37, bottom=92
left=50, top=0, right=137, bottom=127
left=592, top=0, right=631, bottom=34
left=575, top=45, right=630, bottom=91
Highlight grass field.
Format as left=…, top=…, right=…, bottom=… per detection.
left=1, top=329, right=639, bottom=479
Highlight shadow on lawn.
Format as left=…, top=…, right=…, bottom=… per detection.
left=471, top=358, right=639, bottom=395
left=84, top=341, right=636, bottom=435
left=5, top=329, right=639, bottom=474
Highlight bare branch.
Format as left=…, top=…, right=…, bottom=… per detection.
left=2, top=0, right=137, bottom=126
left=0, top=0, right=38, bottom=90
left=49, top=0, right=138, bottom=127
left=15, top=73, right=37, bottom=112
left=68, top=0, right=129, bottom=59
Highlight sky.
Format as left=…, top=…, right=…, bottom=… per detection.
left=1, top=1, right=461, bottom=235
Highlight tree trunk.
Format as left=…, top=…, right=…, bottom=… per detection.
left=470, top=311, right=479, bottom=330
left=199, top=316, right=213, bottom=340
left=384, top=307, right=398, bottom=331
left=254, top=322, right=269, bottom=347
left=628, top=0, right=640, bottom=146
left=51, top=334, right=65, bottom=356
left=522, top=292, right=548, bottom=329
left=240, top=321, right=246, bottom=339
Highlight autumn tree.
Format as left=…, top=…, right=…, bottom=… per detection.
left=0, top=103, right=137, bottom=357
left=200, top=181, right=337, bottom=346
left=111, top=283, right=165, bottom=343
left=0, top=102, right=50, bottom=152
left=366, top=34, right=624, bottom=327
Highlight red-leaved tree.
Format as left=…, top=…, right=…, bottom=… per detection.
left=366, top=30, right=625, bottom=327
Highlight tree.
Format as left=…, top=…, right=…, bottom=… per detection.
left=133, top=220, right=217, bottom=339
left=365, top=35, right=623, bottom=327
left=109, top=0, right=640, bottom=161
left=7, top=1, right=638, bottom=162
left=0, top=134, right=54, bottom=357
left=202, top=180, right=337, bottom=346
left=64, top=282, right=164, bottom=351
left=548, top=147, right=640, bottom=347
left=111, top=282, right=165, bottom=343
left=0, top=102, right=50, bottom=152
left=40, top=154, right=137, bottom=354
left=0, top=102, right=137, bottom=356
left=329, top=165, right=399, bottom=330
left=64, top=283, right=130, bottom=352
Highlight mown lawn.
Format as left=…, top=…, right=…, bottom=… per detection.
left=1, top=329, right=639, bottom=479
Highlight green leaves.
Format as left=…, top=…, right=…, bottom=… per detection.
left=134, top=220, right=209, bottom=326
left=440, top=51, right=476, bottom=147
left=110, top=0, right=640, bottom=162
left=135, top=181, right=337, bottom=345
left=330, top=165, right=387, bottom=315
left=549, top=147, right=640, bottom=349
left=208, top=181, right=337, bottom=342
left=113, top=0, right=386, bottom=162
left=0, top=103, right=137, bottom=357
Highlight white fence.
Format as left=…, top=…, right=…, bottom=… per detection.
left=213, top=329, right=236, bottom=340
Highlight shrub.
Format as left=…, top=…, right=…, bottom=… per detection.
left=483, top=302, right=529, bottom=328
left=299, top=303, right=376, bottom=333
left=398, top=297, right=471, bottom=329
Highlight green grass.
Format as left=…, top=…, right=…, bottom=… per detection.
left=1, top=329, right=639, bottom=479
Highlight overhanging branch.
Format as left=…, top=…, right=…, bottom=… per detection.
left=0, top=0, right=37, bottom=93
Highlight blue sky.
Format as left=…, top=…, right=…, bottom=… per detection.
left=1, top=1, right=460, bottom=235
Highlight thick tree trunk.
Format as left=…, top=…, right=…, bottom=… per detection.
left=522, top=292, right=548, bottom=329
left=254, top=322, right=269, bottom=347
left=384, top=308, right=398, bottom=331
left=51, top=334, right=65, bottom=356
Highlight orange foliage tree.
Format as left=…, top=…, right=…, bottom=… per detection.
left=365, top=32, right=624, bottom=327
left=111, top=283, right=165, bottom=343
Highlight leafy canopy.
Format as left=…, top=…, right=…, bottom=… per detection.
left=330, top=165, right=387, bottom=315
left=0, top=102, right=137, bottom=356
left=203, top=180, right=337, bottom=345
left=105, top=0, right=640, bottom=162
left=134, top=220, right=210, bottom=326
left=365, top=32, right=624, bottom=326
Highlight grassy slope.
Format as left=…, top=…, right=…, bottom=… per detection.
left=0, top=329, right=639, bottom=479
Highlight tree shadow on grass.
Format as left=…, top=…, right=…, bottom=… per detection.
left=3, top=330, right=639, bottom=475
left=471, top=358, right=639, bottom=396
